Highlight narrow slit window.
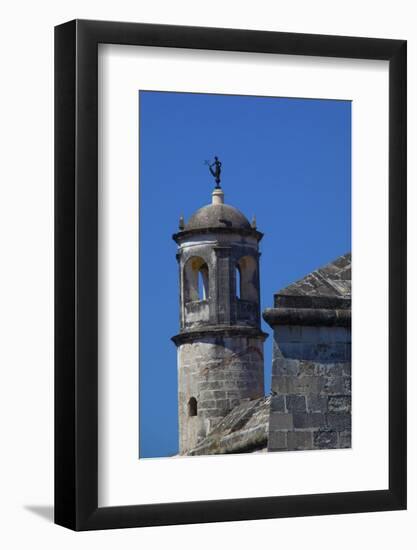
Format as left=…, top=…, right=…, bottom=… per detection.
left=188, top=397, right=198, bottom=417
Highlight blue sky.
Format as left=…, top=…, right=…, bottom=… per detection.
left=139, top=91, right=351, bottom=459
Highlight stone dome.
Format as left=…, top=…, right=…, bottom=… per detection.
left=185, top=202, right=251, bottom=231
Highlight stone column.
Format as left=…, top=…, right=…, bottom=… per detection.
left=213, top=246, right=232, bottom=325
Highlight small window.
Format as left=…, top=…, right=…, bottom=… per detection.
left=188, top=397, right=198, bottom=417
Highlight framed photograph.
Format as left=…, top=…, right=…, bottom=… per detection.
left=55, top=19, right=406, bottom=530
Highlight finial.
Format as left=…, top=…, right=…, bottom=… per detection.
left=251, top=215, right=257, bottom=229
left=212, top=188, right=224, bottom=205
left=178, top=214, right=185, bottom=230
left=205, top=156, right=222, bottom=189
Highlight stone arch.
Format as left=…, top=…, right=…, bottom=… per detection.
left=184, top=256, right=209, bottom=302
left=188, top=397, right=198, bottom=417
left=236, top=255, right=258, bottom=302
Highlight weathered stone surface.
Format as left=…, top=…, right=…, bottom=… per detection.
left=271, top=395, right=285, bottom=412
left=277, top=342, right=349, bottom=362
left=326, top=413, right=351, bottom=431
left=339, top=431, right=352, bottom=448
left=274, top=253, right=351, bottom=300
left=323, top=376, right=346, bottom=394
left=276, top=326, right=303, bottom=342
left=287, top=431, right=313, bottom=451
left=328, top=395, right=351, bottom=412
left=272, top=374, right=323, bottom=395
left=177, top=336, right=265, bottom=454
left=269, top=430, right=287, bottom=450
left=270, top=412, right=293, bottom=430
left=315, top=363, right=344, bottom=376
left=343, top=376, right=352, bottom=394
left=293, top=413, right=325, bottom=429
left=200, top=408, right=230, bottom=419
left=307, top=395, right=328, bottom=413
left=198, top=380, right=223, bottom=390
left=314, top=430, right=338, bottom=449
left=343, top=362, right=351, bottom=376
left=188, top=396, right=270, bottom=455
left=200, top=390, right=227, bottom=400
left=285, top=395, right=306, bottom=413
left=272, top=357, right=300, bottom=376
left=184, top=202, right=252, bottom=232
left=298, top=361, right=316, bottom=376
left=275, top=295, right=351, bottom=310
left=263, top=307, right=350, bottom=328
left=277, top=326, right=351, bottom=344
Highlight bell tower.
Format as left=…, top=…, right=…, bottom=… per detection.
left=172, top=184, right=267, bottom=455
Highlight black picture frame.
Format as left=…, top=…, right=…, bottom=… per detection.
left=55, top=19, right=407, bottom=531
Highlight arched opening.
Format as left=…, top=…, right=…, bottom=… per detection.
left=188, top=397, right=198, bottom=417
left=198, top=264, right=209, bottom=300
left=236, top=256, right=258, bottom=302
left=235, top=265, right=241, bottom=299
left=184, top=256, right=209, bottom=303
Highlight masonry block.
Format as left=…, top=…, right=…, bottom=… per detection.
left=328, top=395, right=351, bottom=412
left=272, top=375, right=323, bottom=395
left=307, top=395, right=328, bottom=413
left=270, top=395, right=285, bottom=412
left=323, top=376, right=345, bottom=394
left=269, top=430, right=287, bottom=450
left=272, top=357, right=300, bottom=376
left=326, top=413, right=351, bottom=431
left=269, top=412, right=293, bottom=430
left=314, top=430, right=338, bottom=449
left=339, top=431, right=352, bottom=448
left=293, top=412, right=325, bottom=429
left=287, top=431, right=313, bottom=451
left=285, top=395, right=306, bottom=413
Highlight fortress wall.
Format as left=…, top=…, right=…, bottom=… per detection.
left=267, top=324, right=351, bottom=452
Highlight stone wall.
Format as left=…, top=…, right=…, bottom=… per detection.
left=267, top=324, right=351, bottom=451
left=177, top=334, right=265, bottom=454
left=263, top=288, right=351, bottom=453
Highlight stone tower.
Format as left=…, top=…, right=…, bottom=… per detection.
left=172, top=186, right=267, bottom=455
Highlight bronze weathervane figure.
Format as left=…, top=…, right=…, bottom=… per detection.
left=205, top=156, right=222, bottom=188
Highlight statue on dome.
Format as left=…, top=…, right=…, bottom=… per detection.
left=205, top=156, right=222, bottom=188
